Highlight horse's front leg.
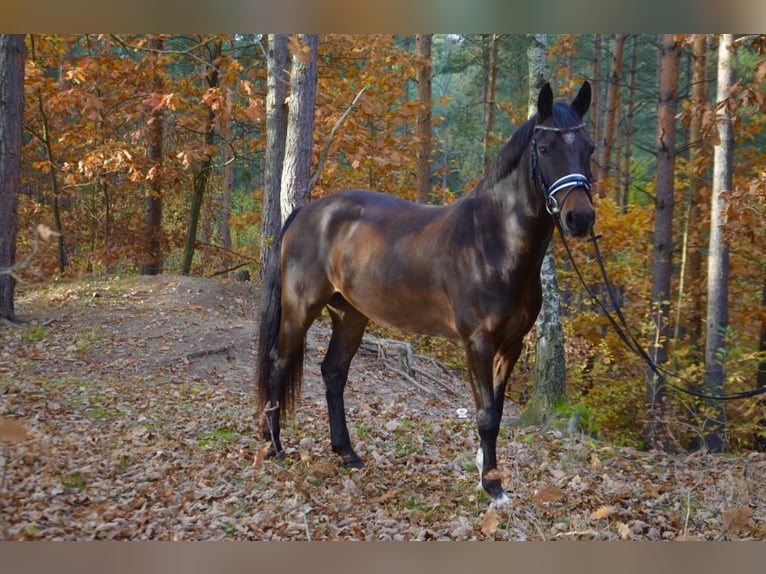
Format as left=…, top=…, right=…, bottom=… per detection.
left=464, top=330, right=509, bottom=505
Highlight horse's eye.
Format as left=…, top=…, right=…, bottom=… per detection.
left=538, top=145, right=549, bottom=156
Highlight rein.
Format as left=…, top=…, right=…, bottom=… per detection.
left=553, top=218, right=766, bottom=402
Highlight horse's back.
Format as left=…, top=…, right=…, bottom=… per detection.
left=280, top=190, right=460, bottom=337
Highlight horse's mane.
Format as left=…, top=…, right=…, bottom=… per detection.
left=473, top=101, right=583, bottom=197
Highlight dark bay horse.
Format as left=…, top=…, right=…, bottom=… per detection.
left=257, top=81, right=595, bottom=505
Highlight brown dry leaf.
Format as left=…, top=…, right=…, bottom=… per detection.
left=590, top=505, right=617, bottom=520
left=533, top=484, right=565, bottom=504
left=617, top=521, right=631, bottom=540
left=722, top=506, right=750, bottom=535
left=479, top=506, right=499, bottom=537
left=252, top=443, right=271, bottom=471
left=0, top=417, right=29, bottom=443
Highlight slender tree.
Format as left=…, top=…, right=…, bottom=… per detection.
left=620, top=35, right=638, bottom=213
left=415, top=34, right=432, bottom=203
left=703, top=33, right=735, bottom=452
left=219, top=36, right=236, bottom=260
left=0, top=35, right=25, bottom=321
left=141, top=34, right=165, bottom=275
left=646, top=34, right=682, bottom=449
left=181, top=40, right=222, bottom=275
left=598, top=34, right=626, bottom=187
left=591, top=35, right=603, bottom=182
left=526, top=33, right=567, bottom=423
left=280, top=34, right=318, bottom=221
left=481, top=34, right=499, bottom=176
left=259, top=34, right=289, bottom=281
left=682, top=34, right=710, bottom=350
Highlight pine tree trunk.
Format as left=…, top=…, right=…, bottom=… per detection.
left=645, top=34, right=681, bottom=449
left=598, top=34, right=626, bottom=186
left=703, top=33, right=735, bottom=453
left=280, top=34, right=318, bottom=221
left=415, top=34, right=432, bottom=203
left=0, top=34, right=25, bottom=321
left=180, top=41, right=221, bottom=276
left=525, top=34, right=567, bottom=423
left=481, top=34, right=498, bottom=176
left=591, top=35, right=602, bottom=183
left=259, top=34, right=289, bottom=281
left=621, top=35, right=637, bottom=213
left=686, top=34, right=709, bottom=351
left=141, top=35, right=164, bottom=276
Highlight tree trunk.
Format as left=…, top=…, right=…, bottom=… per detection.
left=703, top=33, right=735, bottom=453
left=591, top=35, right=602, bottom=183
left=0, top=35, right=25, bottom=321
left=29, top=36, right=67, bottom=272
left=684, top=34, right=709, bottom=351
left=219, top=37, right=236, bottom=262
left=621, top=35, right=638, bottom=213
left=645, top=34, right=681, bottom=450
left=481, top=34, right=499, bottom=176
left=141, top=34, right=164, bottom=276
left=756, top=279, right=766, bottom=451
left=180, top=41, right=221, bottom=276
left=598, top=34, right=626, bottom=187
left=525, top=34, right=567, bottom=423
left=280, top=34, right=318, bottom=222
left=259, top=34, right=289, bottom=281
left=415, top=34, right=432, bottom=203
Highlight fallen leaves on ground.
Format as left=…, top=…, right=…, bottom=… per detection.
left=1, top=275, right=766, bottom=540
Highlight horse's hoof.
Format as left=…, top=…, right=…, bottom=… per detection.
left=341, top=452, right=365, bottom=469
left=490, top=492, right=510, bottom=507
left=265, top=445, right=284, bottom=460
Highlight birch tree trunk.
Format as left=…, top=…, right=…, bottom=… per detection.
left=526, top=34, right=567, bottom=423
left=645, top=34, right=681, bottom=449
left=280, top=34, right=318, bottom=222
left=703, top=33, right=735, bottom=453
left=415, top=34, right=432, bottom=204
left=0, top=34, right=25, bottom=321
left=259, top=34, right=289, bottom=281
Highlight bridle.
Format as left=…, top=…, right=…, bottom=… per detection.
left=530, top=122, right=593, bottom=217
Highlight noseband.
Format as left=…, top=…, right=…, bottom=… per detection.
left=530, top=123, right=593, bottom=216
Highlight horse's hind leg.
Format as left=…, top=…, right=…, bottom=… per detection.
left=322, top=297, right=369, bottom=468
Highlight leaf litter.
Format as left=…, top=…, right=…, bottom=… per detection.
left=1, top=275, right=765, bottom=540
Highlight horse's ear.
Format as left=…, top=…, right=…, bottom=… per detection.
left=571, top=80, right=591, bottom=118
left=537, top=83, right=553, bottom=122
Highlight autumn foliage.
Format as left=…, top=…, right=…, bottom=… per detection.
left=11, top=34, right=766, bottom=450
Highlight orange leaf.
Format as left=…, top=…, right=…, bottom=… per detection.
left=590, top=505, right=617, bottom=520
left=0, top=417, right=29, bottom=444
left=532, top=484, right=565, bottom=504
left=479, top=506, right=499, bottom=536
left=722, top=506, right=751, bottom=535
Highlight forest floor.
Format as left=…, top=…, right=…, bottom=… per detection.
left=1, top=274, right=765, bottom=540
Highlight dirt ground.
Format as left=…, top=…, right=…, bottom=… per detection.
left=2, top=275, right=765, bottom=540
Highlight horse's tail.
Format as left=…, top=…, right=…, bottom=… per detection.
left=256, top=207, right=304, bottom=419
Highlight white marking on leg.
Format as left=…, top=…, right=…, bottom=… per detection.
left=475, top=447, right=483, bottom=491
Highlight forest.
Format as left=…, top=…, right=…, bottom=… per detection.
left=2, top=34, right=766, bottom=540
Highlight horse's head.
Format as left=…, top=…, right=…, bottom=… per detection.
left=532, top=81, right=596, bottom=237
